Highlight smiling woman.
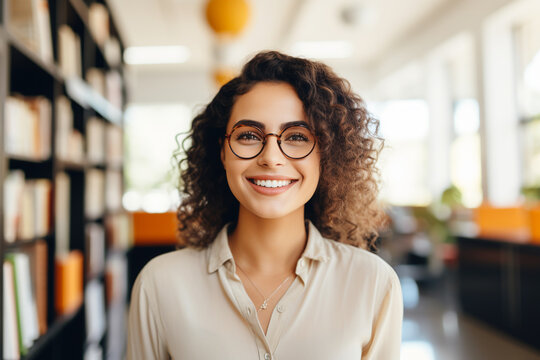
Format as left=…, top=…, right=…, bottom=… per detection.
left=127, top=51, right=403, bottom=360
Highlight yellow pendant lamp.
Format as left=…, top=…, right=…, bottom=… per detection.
left=213, top=68, right=237, bottom=87
left=205, top=0, right=251, bottom=36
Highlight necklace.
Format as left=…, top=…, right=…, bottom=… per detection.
left=236, top=263, right=292, bottom=312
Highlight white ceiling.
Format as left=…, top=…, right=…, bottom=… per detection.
left=107, top=0, right=454, bottom=71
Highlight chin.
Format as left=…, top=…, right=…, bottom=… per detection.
left=249, top=206, right=292, bottom=220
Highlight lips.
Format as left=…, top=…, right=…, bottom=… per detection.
left=246, top=176, right=298, bottom=195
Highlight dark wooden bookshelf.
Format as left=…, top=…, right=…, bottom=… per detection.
left=0, top=0, right=128, bottom=358
left=22, top=305, right=83, bottom=360
left=4, top=234, right=55, bottom=251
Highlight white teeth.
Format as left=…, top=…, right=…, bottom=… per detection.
left=253, top=179, right=293, bottom=188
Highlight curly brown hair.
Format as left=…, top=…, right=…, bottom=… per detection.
left=177, top=51, right=385, bottom=249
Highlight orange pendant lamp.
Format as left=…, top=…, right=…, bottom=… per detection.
left=205, top=0, right=251, bottom=36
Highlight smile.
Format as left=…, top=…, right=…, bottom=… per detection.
left=249, top=179, right=293, bottom=188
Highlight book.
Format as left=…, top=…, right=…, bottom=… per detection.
left=105, top=254, right=127, bottom=305
left=84, top=279, right=106, bottom=343
left=105, top=255, right=127, bottom=359
left=32, top=0, right=53, bottom=62
left=58, top=25, right=82, bottom=78
left=106, top=213, right=132, bottom=250
left=84, top=343, right=103, bottom=360
left=5, top=253, right=40, bottom=356
left=104, top=37, right=122, bottom=67
left=88, top=3, right=109, bottom=46
left=105, top=70, right=123, bottom=109
left=3, top=172, right=52, bottom=242
left=55, top=250, right=83, bottom=315
left=105, top=170, right=122, bottom=212
left=17, top=182, right=35, bottom=240
left=33, top=179, right=53, bottom=238
left=86, top=68, right=106, bottom=98
left=85, top=169, right=105, bottom=219
left=55, top=172, right=70, bottom=257
left=4, top=96, right=51, bottom=160
left=20, top=240, right=48, bottom=335
left=85, top=223, right=105, bottom=279
left=106, top=301, right=125, bottom=360
left=55, top=96, right=84, bottom=163
left=7, top=0, right=53, bottom=63
left=106, top=124, right=123, bottom=167
left=86, top=117, right=106, bottom=164
left=3, top=261, right=21, bottom=360
left=3, top=171, right=25, bottom=243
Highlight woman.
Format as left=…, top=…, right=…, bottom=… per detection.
left=127, top=51, right=402, bottom=359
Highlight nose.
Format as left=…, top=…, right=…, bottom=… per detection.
left=257, top=134, right=285, bottom=167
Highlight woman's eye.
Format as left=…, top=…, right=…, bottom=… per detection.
left=236, top=132, right=261, bottom=141
left=285, top=133, right=309, bottom=142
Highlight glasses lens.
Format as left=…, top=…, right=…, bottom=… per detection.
left=229, top=126, right=264, bottom=158
left=280, top=126, right=316, bottom=158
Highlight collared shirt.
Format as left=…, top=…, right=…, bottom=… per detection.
left=127, top=222, right=403, bottom=360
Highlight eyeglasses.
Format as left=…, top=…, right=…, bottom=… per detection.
left=224, top=124, right=317, bottom=160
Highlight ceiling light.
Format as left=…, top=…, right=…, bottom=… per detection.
left=123, top=46, right=190, bottom=65
left=291, top=41, right=353, bottom=59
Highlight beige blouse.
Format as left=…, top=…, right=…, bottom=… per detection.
left=127, top=222, right=403, bottom=360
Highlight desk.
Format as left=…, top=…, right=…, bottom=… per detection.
left=458, top=236, right=540, bottom=351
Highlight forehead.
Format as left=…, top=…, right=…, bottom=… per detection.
left=228, top=82, right=306, bottom=131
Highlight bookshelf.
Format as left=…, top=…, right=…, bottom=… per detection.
left=0, top=0, right=130, bottom=359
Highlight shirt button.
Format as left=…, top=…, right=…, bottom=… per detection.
left=277, top=305, right=285, bottom=313
left=264, top=353, right=271, bottom=360
left=299, top=259, right=306, bottom=267
left=247, top=307, right=252, bottom=315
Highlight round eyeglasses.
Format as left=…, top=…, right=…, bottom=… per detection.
left=224, top=124, right=317, bottom=160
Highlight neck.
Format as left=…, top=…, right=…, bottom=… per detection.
left=229, top=205, right=307, bottom=275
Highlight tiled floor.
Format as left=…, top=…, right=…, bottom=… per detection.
left=400, top=271, right=540, bottom=360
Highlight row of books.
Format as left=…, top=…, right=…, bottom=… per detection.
left=8, top=0, right=53, bottom=63
left=3, top=240, right=48, bottom=358
left=4, top=95, right=123, bottom=165
left=85, top=169, right=123, bottom=219
left=86, top=68, right=124, bottom=111
left=7, top=0, right=122, bottom=68
left=4, top=96, right=51, bottom=160
left=88, top=3, right=122, bottom=67
left=56, top=96, right=124, bottom=165
left=60, top=25, right=123, bottom=107
left=86, top=117, right=124, bottom=167
left=3, top=243, right=126, bottom=359
left=3, top=171, right=51, bottom=243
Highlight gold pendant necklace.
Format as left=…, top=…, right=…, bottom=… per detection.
left=236, top=264, right=292, bottom=312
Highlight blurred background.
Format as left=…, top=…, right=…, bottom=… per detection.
left=2, top=0, right=540, bottom=359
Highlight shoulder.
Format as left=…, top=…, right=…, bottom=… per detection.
left=323, top=238, right=399, bottom=288
left=136, top=247, right=206, bottom=288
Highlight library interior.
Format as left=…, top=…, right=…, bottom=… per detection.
left=1, top=0, right=540, bottom=359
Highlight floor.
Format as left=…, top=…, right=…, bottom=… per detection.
left=400, top=269, right=540, bottom=360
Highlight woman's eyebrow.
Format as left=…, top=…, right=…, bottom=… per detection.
left=280, top=120, right=309, bottom=130
left=232, top=119, right=309, bottom=131
left=233, top=119, right=265, bottom=129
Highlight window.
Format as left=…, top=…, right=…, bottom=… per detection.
left=450, top=99, right=482, bottom=207
left=123, top=103, right=193, bottom=212
left=370, top=99, right=431, bottom=206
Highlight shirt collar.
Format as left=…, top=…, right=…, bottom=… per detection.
left=206, top=220, right=330, bottom=275
left=207, top=225, right=234, bottom=274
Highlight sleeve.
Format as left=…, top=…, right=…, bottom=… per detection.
left=362, top=270, right=403, bottom=360
left=126, top=268, right=169, bottom=360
